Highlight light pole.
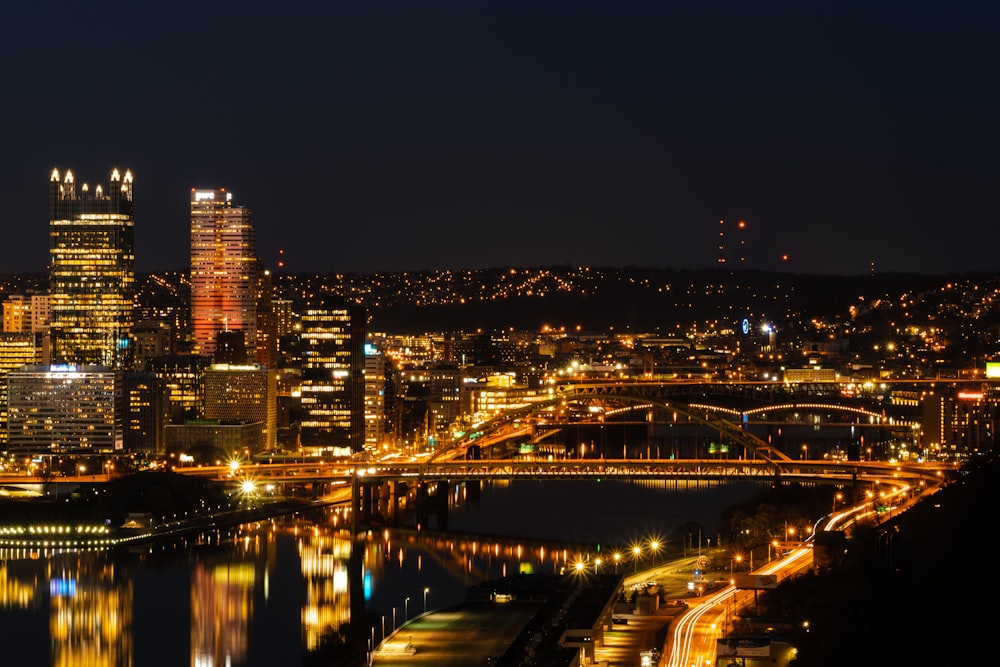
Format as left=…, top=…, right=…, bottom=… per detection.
left=632, top=545, right=641, bottom=572
left=405, top=596, right=410, bottom=621
left=423, top=587, right=430, bottom=614
left=730, top=554, right=742, bottom=583
left=832, top=492, right=843, bottom=514
left=393, top=606, right=397, bottom=631
left=613, top=552, right=621, bottom=573
left=649, top=540, right=661, bottom=567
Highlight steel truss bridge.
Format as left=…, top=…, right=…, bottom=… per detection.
left=168, top=456, right=951, bottom=489
left=353, top=458, right=949, bottom=486
left=464, top=384, right=922, bottom=465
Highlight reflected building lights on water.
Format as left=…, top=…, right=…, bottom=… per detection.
left=299, top=528, right=353, bottom=651
left=0, top=480, right=760, bottom=665
left=49, top=558, right=132, bottom=667
left=191, top=561, right=255, bottom=667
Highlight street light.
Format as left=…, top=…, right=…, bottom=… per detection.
left=833, top=492, right=843, bottom=514
left=632, top=545, right=642, bottom=572
left=405, top=596, right=410, bottom=621
left=649, top=540, right=661, bottom=566
left=423, top=587, right=430, bottom=614
left=613, top=552, right=621, bottom=572
left=730, top=554, right=742, bottom=583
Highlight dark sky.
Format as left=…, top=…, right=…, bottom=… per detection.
left=1, top=1, right=996, bottom=276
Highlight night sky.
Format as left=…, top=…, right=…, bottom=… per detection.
left=1, top=1, right=996, bottom=276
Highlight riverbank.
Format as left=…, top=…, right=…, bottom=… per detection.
left=751, top=452, right=994, bottom=666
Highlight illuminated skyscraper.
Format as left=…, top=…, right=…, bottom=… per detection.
left=299, top=302, right=365, bottom=453
left=49, top=168, right=135, bottom=368
left=190, top=189, right=259, bottom=360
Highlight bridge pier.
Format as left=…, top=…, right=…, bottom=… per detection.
left=415, top=481, right=450, bottom=530
left=387, top=480, right=407, bottom=523
left=349, top=478, right=380, bottom=528
left=351, top=474, right=360, bottom=535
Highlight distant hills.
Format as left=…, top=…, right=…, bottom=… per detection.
left=3, top=267, right=997, bottom=334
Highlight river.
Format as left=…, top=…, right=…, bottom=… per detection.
left=0, top=478, right=765, bottom=666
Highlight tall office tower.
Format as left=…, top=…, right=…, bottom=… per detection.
left=272, top=299, right=297, bottom=338
left=254, top=266, right=278, bottom=368
left=49, top=168, right=135, bottom=368
left=363, top=343, right=397, bottom=452
left=299, top=302, right=366, bottom=453
left=271, top=297, right=299, bottom=363
left=121, top=371, right=169, bottom=453
left=190, top=189, right=259, bottom=360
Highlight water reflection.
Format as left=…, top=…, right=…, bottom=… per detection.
left=0, top=480, right=762, bottom=666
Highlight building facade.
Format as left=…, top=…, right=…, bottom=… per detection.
left=7, top=364, right=121, bottom=452
left=2, top=292, right=49, bottom=334
left=121, top=371, right=169, bottom=454
left=0, top=332, right=45, bottom=448
left=299, top=303, right=366, bottom=453
left=363, top=344, right=390, bottom=452
left=49, top=168, right=135, bottom=368
left=204, top=363, right=277, bottom=451
left=190, top=189, right=259, bottom=360
left=146, top=354, right=212, bottom=423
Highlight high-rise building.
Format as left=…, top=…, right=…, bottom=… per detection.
left=147, top=354, right=212, bottom=423
left=0, top=332, right=45, bottom=448
left=2, top=292, right=49, bottom=334
left=254, top=267, right=279, bottom=368
left=7, top=364, right=122, bottom=453
left=190, top=189, right=259, bottom=360
left=299, top=302, right=366, bottom=453
left=363, top=343, right=398, bottom=452
left=49, top=168, right=135, bottom=368
left=121, top=371, right=169, bottom=454
left=204, top=363, right=278, bottom=451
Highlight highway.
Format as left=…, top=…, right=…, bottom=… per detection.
left=663, top=482, right=922, bottom=667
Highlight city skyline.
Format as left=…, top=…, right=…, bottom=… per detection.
left=1, top=2, right=997, bottom=276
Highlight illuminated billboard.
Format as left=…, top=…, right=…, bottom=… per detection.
left=987, top=362, right=1000, bottom=379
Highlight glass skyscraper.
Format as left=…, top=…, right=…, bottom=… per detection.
left=49, top=167, right=135, bottom=368
left=299, top=302, right=366, bottom=452
left=190, top=189, right=259, bottom=360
